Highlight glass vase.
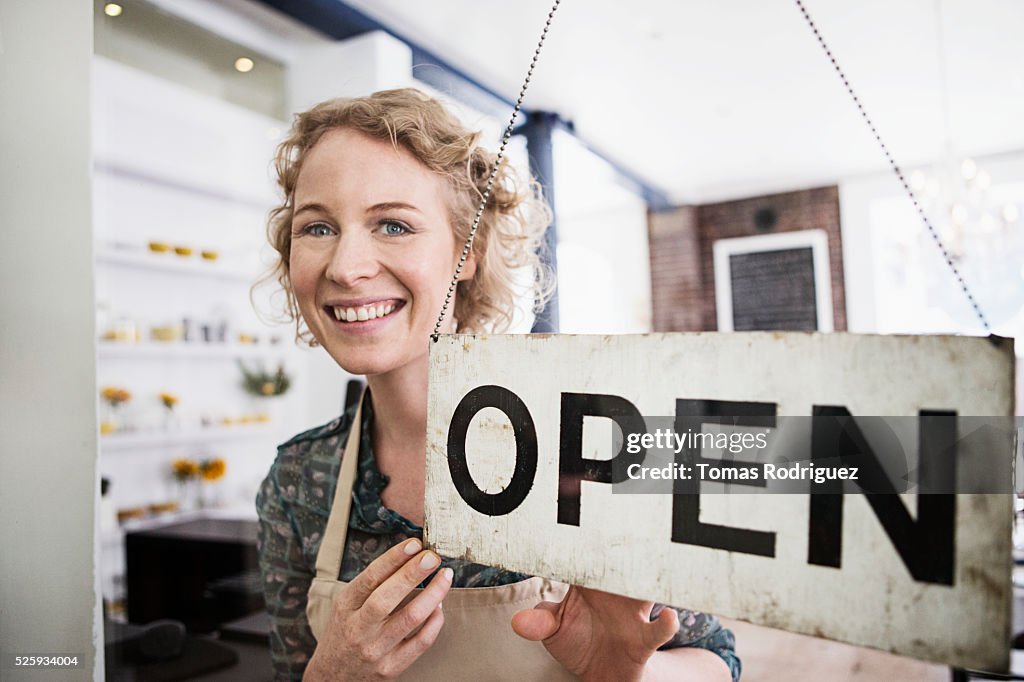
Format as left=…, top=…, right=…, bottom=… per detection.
left=176, top=479, right=200, bottom=512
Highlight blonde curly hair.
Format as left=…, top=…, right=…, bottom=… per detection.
left=262, top=88, right=554, bottom=343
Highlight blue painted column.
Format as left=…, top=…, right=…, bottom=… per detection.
left=521, top=111, right=560, bottom=333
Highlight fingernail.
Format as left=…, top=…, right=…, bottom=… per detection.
left=441, top=567, right=453, bottom=582
left=404, top=539, right=422, bottom=556
left=419, top=552, right=440, bottom=570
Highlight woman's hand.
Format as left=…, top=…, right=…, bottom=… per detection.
left=510, top=585, right=680, bottom=682
left=305, top=538, right=452, bottom=681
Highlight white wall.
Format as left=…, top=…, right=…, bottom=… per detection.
left=553, top=129, right=652, bottom=334
left=288, top=31, right=413, bottom=112
left=92, top=56, right=300, bottom=518
left=0, top=2, right=100, bottom=679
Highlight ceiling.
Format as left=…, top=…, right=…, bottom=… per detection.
left=157, top=0, right=1024, bottom=205
left=336, top=0, right=1024, bottom=204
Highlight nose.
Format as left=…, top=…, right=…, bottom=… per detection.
left=324, top=229, right=380, bottom=287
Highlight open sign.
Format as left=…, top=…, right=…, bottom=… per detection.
left=424, top=332, right=1015, bottom=671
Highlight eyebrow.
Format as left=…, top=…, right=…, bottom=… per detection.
left=365, top=202, right=422, bottom=215
left=293, top=201, right=423, bottom=217
left=293, top=202, right=330, bottom=217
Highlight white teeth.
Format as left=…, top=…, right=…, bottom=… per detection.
left=332, top=302, right=398, bottom=322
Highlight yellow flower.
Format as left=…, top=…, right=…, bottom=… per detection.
left=101, top=386, right=132, bottom=405
left=172, top=458, right=199, bottom=481
left=159, top=392, right=179, bottom=409
left=200, top=458, right=226, bottom=481
left=260, top=381, right=276, bottom=396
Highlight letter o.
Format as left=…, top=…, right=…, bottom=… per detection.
left=447, top=385, right=538, bottom=516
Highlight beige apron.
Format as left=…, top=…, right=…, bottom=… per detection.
left=307, top=399, right=578, bottom=680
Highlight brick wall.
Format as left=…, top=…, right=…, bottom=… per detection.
left=648, top=186, right=847, bottom=332
left=648, top=206, right=703, bottom=332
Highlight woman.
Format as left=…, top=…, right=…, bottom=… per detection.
left=256, top=88, right=740, bottom=681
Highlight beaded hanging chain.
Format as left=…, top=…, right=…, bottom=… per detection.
left=794, top=0, right=991, bottom=333
left=432, top=0, right=563, bottom=339
left=434, top=0, right=993, bottom=337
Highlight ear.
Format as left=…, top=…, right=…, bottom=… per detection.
left=457, top=248, right=477, bottom=282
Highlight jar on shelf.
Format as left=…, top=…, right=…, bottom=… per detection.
left=105, top=316, right=140, bottom=343
left=150, top=321, right=183, bottom=343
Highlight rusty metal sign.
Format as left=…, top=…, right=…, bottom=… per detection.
left=424, top=332, right=1016, bottom=671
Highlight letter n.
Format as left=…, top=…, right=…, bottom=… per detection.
left=808, top=406, right=955, bottom=586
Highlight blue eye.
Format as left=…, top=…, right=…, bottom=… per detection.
left=303, top=223, right=333, bottom=237
left=379, top=220, right=410, bottom=236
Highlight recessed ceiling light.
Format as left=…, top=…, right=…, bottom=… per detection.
left=234, top=57, right=254, bottom=73
left=104, top=3, right=123, bottom=17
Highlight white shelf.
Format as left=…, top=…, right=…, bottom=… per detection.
left=97, top=342, right=284, bottom=361
left=95, top=247, right=259, bottom=282
left=101, top=425, right=274, bottom=452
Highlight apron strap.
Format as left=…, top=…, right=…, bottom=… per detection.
left=314, top=391, right=364, bottom=581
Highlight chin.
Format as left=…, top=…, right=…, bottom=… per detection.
left=326, top=350, right=385, bottom=377
left=325, top=346, right=419, bottom=379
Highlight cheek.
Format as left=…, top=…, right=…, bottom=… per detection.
left=406, top=256, right=454, bottom=304
left=288, top=250, right=321, bottom=305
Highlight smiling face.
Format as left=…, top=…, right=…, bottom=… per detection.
left=288, top=127, right=472, bottom=377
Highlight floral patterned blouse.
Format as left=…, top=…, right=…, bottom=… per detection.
left=256, top=396, right=741, bottom=681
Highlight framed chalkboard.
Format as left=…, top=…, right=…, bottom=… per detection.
left=713, top=230, right=834, bottom=332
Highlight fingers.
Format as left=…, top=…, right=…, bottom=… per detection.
left=643, top=605, right=680, bottom=650
left=385, top=602, right=446, bottom=676
left=377, top=566, right=453, bottom=650
left=361, top=548, right=445, bottom=622
left=341, top=538, right=424, bottom=610
left=511, top=600, right=562, bottom=641
left=317, top=540, right=450, bottom=679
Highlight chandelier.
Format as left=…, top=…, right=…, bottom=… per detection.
left=897, top=0, right=1024, bottom=332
